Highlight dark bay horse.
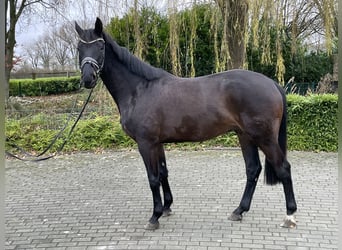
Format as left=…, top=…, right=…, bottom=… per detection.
left=75, top=18, right=297, bottom=230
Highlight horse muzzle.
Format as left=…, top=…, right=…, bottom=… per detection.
left=80, top=57, right=102, bottom=89
left=81, top=65, right=98, bottom=89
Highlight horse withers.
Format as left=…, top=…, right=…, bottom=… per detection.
left=75, top=18, right=297, bottom=230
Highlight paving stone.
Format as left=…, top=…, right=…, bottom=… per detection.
left=5, top=149, right=338, bottom=249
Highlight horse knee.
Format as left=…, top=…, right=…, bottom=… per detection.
left=148, top=174, right=160, bottom=190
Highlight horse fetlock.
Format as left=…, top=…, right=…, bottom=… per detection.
left=162, top=208, right=173, bottom=217
left=280, top=214, right=297, bottom=228
left=286, top=202, right=297, bottom=215
left=228, top=207, right=245, bottom=221
left=144, top=221, right=160, bottom=230
left=148, top=210, right=162, bottom=229
left=164, top=193, right=173, bottom=205
left=228, top=212, right=243, bottom=221
left=152, top=205, right=164, bottom=219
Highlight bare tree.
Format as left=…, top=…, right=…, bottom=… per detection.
left=35, top=35, right=54, bottom=70
left=312, top=0, right=337, bottom=54
left=247, top=0, right=337, bottom=83
left=24, top=45, right=39, bottom=70
left=214, top=0, right=248, bottom=69
left=54, top=23, right=79, bottom=70
left=50, top=28, right=70, bottom=70
left=168, top=0, right=181, bottom=76
left=5, top=0, right=66, bottom=100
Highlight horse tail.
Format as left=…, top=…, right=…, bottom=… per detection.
left=265, top=82, right=287, bottom=185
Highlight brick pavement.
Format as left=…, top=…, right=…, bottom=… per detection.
left=5, top=149, right=338, bottom=249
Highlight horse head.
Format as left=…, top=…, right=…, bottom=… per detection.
left=75, top=18, right=105, bottom=89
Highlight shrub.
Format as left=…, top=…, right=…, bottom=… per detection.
left=5, top=115, right=136, bottom=154
left=5, top=94, right=337, bottom=154
left=9, top=77, right=81, bottom=96
left=65, top=116, right=136, bottom=151
left=287, top=94, right=337, bottom=151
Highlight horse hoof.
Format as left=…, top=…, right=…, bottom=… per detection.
left=228, top=213, right=242, bottom=221
left=162, top=208, right=172, bottom=217
left=144, top=221, right=160, bottom=230
left=280, top=215, right=296, bottom=228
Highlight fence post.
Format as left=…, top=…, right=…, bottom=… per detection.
left=18, top=82, right=22, bottom=97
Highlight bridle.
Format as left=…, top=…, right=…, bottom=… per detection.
left=79, top=37, right=105, bottom=76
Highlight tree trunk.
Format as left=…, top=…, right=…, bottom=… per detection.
left=5, top=0, right=67, bottom=101
left=5, top=0, right=18, bottom=101
left=168, top=0, right=181, bottom=76
left=5, top=22, right=15, bottom=102
left=215, top=0, right=248, bottom=69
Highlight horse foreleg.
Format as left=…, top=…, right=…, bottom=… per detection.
left=138, top=142, right=163, bottom=230
left=160, top=164, right=173, bottom=217
left=229, top=136, right=262, bottom=221
left=158, top=145, right=173, bottom=217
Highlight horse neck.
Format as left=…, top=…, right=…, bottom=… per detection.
left=100, top=51, right=143, bottom=113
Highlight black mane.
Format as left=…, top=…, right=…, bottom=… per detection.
left=103, top=32, right=168, bottom=81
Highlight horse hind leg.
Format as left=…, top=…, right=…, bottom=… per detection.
left=229, top=135, right=262, bottom=221
left=261, top=142, right=297, bottom=228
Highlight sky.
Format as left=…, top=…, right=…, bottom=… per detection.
left=14, top=0, right=173, bottom=55
left=14, top=0, right=197, bottom=56
left=16, top=21, right=47, bottom=53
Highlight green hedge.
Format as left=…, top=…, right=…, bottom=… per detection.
left=9, top=77, right=81, bottom=96
left=287, top=94, right=337, bottom=151
left=5, top=94, right=337, bottom=154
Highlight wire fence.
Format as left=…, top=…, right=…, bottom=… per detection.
left=6, top=83, right=118, bottom=131
left=11, top=71, right=79, bottom=80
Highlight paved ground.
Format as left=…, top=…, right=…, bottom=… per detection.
left=5, top=149, right=338, bottom=250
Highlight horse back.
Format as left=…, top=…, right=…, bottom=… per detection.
left=122, top=69, right=284, bottom=143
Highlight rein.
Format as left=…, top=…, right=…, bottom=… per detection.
left=6, top=37, right=106, bottom=161
left=6, top=37, right=105, bottom=161
left=5, top=88, right=94, bottom=161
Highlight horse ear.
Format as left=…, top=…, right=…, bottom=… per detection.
left=94, top=17, right=103, bottom=36
left=75, top=21, right=82, bottom=36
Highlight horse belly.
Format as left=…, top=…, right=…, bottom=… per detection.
left=160, top=110, right=237, bottom=143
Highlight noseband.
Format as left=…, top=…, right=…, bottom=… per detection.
left=79, top=38, right=105, bottom=75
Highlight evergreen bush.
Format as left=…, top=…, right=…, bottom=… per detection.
left=9, top=77, right=81, bottom=96
left=5, top=94, right=337, bottom=153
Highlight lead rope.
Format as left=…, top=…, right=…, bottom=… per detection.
left=5, top=88, right=94, bottom=161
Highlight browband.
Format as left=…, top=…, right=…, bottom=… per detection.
left=79, top=38, right=105, bottom=44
